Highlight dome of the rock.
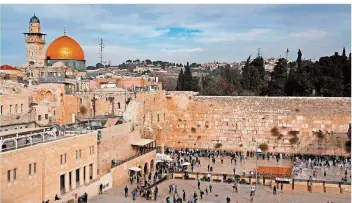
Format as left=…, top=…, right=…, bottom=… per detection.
left=45, top=34, right=86, bottom=72
left=46, top=35, right=85, bottom=61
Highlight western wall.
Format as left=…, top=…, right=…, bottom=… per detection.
left=134, top=91, right=351, bottom=155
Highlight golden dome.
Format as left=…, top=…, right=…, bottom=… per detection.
left=46, top=35, right=85, bottom=61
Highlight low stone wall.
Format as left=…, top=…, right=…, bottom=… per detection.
left=110, top=150, right=156, bottom=186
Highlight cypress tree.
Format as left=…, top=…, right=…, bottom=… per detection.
left=241, top=56, right=251, bottom=90
left=268, top=58, right=288, bottom=96
left=175, top=68, right=184, bottom=91
left=343, top=47, right=346, bottom=58
left=183, top=62, right=193, bottom=91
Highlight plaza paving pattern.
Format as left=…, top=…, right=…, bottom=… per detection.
left=90, top=179, right=350, bottom=203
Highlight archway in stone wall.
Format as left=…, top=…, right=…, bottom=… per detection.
left=150, top=159, right=154, bottom=172
left=45, top=91, right=53, bottom=101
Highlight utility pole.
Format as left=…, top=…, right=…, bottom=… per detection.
left=99, top=38, right=105, bottom=65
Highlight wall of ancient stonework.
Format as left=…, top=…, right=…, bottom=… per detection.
left=160, top=92, right=351, bottom=155
left=133, top=91, right=350, bottom=155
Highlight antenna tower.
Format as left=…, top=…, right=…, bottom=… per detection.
left=99, top=38, right=105, bottom=64
left=257, top=48, right=263, bottom=58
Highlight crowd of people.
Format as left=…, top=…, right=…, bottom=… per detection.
left=116, top=148, right=349, bottom=203
left=293, top=154, right=351, bottom=182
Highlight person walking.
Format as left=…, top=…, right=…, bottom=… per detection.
left=209, top=184, right=212, bottom=193
left=197, top=181, right=200, bottom=189
left=273, top=185, right=277, bottom=195
left=83, top=193, right=88, bottom=203
left=132, top=189, right=136, bottom=201
left=124, top=186, right=129, bottom=197
left=99, top=183, right=103, bottom=194
left=280, top=182, right=283, bottom=192
left=154, top=186, right=158, bottom=201
left=205, top=187, right=208, bottom=195
left=182, top=190, right=186, bottom=201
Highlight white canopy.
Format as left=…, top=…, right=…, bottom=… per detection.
left=156, top=160, right=164, bottom=163
left=156, top=153, right=173, bottom=162
left=256, top=148, right=264, bottom=154
left=182, top=162, right=191, bottom=166
left=129, top=167, right=141, bottom=172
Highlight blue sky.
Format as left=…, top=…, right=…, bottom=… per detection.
left=1, top=4, right=350, bottom=66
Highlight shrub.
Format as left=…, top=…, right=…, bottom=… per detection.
left=214, top=143, right=222, bottom=149
left=191, top=127, right=196, bottom=133
left=271, top=127, right=280, bottom=137
left=289, top=136, right=299, bottom=144
left=314, top=130, right=325, bottom=139
left=79, top=106, right=88, bottom=115
left=288, top=130, right=300, bottom=136
left=258, top=143, right=268, bottom=152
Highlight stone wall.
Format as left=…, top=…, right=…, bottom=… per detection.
left=162, top=93, right=351, bottom=155
left=110, top=150, right=156, bottom=186
left=133, top=91, right=350, bottom=155
left=97, top=122, right=141, bottom=175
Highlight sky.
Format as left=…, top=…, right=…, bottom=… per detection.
left=1, top=4, right=351, bottom=66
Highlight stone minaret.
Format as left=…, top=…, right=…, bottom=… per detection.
left=23, top=14, right=46, bottom=66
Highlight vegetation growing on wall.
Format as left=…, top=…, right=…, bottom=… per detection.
left=80, top=105, right=88, bottom=115
left=271, top=127, right=280, bottom=137
left=214, top=143, right=222, bottom=149
left=191, top=127, right=196, bottom=133
left=259, top=143, right=268, bottom=152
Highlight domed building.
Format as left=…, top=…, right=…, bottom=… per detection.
left=45, top=31, right=86, bottom=72
left=22, top=14, right=86, bottom=72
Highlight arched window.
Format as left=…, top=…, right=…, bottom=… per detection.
left=117, top=102, right=121, bottom=109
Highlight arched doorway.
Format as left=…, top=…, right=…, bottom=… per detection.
left=45, top=91, right=53, bottom=101
left=150, top=159, right=154, bottom=172
left=144, top=162, right=148, bottom=175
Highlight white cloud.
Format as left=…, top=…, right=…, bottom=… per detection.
left=161, top=48, right=206, bottom=53
left=88, top=24, right=168, bottom=38
left=289, top=29, right=331, bottom=40
left=196, top=28, right=272, bottom=43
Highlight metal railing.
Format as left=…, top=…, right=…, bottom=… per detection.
left=111, top=148, right=156, bottom=168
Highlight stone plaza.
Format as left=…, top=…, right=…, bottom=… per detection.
left=90, top=179, right=351, bottom=203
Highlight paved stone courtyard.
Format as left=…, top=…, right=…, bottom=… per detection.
left=90, top=179, right=350, bottom=203
left=185, top=156, right=348, bottom=182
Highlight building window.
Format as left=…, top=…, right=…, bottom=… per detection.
left=45, top=114, right=48, bottom=119
left=117, top=102, right=121, bottom=109
left=38, top=115, right=41, bottom=121
left=76, top=150, right=78, bottom=160
left=7, top=170, right=11, bottom=182
left=60, top=155, right=63, bottom=164
left=64, top=154, right=67, bottom=163
left=13, top=168, right=16, bottom=181
left=29, top=164, right=32, bottom=175
left=34, top=163, right=36, bottom=174
left=21, top=104, right=23, bottom=112
left=15, top=104, right=18, bottom=114
left=79, top=149, right=82, bottom=158
left=89, top=146, right=95, bottom=155
left=53, top=110, right=56, bottom=115
left=1, top=105, right=3, bottom=115
left=80, top=98, right=83, bottom=104
left=157, top=114, right=160, bottom=122
left=10, top=105, right=12, bottom=114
